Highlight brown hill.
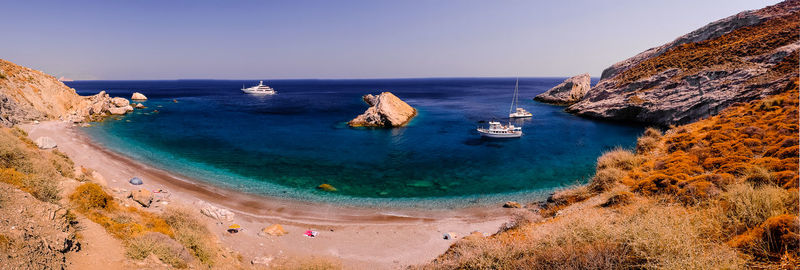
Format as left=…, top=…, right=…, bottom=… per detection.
left=566, top=0, right=800, bottom=125
left=0, top=59, right=134, bottom=126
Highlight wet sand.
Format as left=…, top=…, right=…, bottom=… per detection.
left=23, top=121, right=515, bottom=269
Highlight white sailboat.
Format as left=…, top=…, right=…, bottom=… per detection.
left=508, top=78, right=532, bottom=118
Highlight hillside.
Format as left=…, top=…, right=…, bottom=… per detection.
left=0, top=59, right=135, bottom=126
left=566, top=0, right=800, bottom=125
left=421, top=78, right=799, bottom=270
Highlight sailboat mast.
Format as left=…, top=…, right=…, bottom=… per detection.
left=509, top=78, right=519, bottom=114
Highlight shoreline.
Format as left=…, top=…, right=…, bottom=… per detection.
left=23, top=120, right=515, bottom=268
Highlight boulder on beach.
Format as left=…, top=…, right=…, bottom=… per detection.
left=348, top=92, right=417, bottom=127
left=131, top=92, right=148, bottom=101
left=197, top=200, right=235, bottom=222
left=129, top=177, right=143, bottom=185
left=34, top=137, right=57, bottom=149
left=534, top=73, right=591, bottom=105
left=129, top=189, right=154, bottom=207
left=503, top=201, right=522, bottom=208
left=91, top=170, right=107, bottom=186
left=259, top=224, right=288, bottom=237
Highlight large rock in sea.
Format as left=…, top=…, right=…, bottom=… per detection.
left=131, top=92, right=147, bottom=101
left=348, top=92, right=417, bottom=127
left=565, top=1, right=800, bottom=126
left=534, top=74, right=591, bottom=105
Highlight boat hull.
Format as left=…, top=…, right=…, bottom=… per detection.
left=242, top=89, right=276, bottom=95
left=477, top=130, right=523, bottom=138
left=509, top=113, right=532, bottom=118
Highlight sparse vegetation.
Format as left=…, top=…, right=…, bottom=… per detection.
left=0, top=127, right=64, bottom=203
left=422, top=79, right=799, bottom=268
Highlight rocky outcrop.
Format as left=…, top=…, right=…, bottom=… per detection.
left=0, top=59, right=135, bottom=126
left=131, top=92, right=147, bottom=100
left=566, top=1, right=800, bottom=125
left=348, top=92, right=417, bottom=127
left=534, top=74, right=591, bottom=105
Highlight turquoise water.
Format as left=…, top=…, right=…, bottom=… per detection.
left=67, top=79, right=643, bottom=207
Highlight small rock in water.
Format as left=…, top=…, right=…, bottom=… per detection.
left=34, top=137, right=57, bottom=149
left=131, top=92, right=148, bottom=101
left=317, top=183, right=337, bottom=192
left=407, top=180, right=433, bottom=188
left=503, top=201, right=522, bottom=208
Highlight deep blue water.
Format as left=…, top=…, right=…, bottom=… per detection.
left=65, top=78, right=643, bottom=207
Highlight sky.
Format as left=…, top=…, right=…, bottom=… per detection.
left=0, top=0, right=782, bottom=80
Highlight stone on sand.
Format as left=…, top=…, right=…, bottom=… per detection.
left=90, top=170, right=107, bottom=186
left=34, top=137, right=57, bottom=149
left=197, top=200, right=235, bottom=222
left=503, top=201, right=522, bottom=208
left=129, top=189, right=154, bottom=207
left=258, top=224, right=288, bottom=237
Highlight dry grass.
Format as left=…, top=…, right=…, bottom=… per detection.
left=720, top=183, right=796, bottom=236
left=126, top=232, right=194, bottom=268
left=161, top=206, right=220, bottom=266
left=595, top=148, right=637, bottom=171
left=421, top=80, right=800, bottom=269
left=0, top=127, right=63, bottom=203
left=422, top=201, right=741, bottom=269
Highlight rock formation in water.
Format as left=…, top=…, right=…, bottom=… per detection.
left=348, top=92, right=417, bottom=127
left=0, top=58, right=136, bottom=126
left=131, top=92, right=147, bottom=100
left=565, top=0, right=800, bottom=125
left=534, top=73, right=591, bottom=105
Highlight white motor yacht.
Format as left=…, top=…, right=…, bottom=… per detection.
left=477, top=121, right=523, bottom=138
left=242, top=81, right=277, bottom=95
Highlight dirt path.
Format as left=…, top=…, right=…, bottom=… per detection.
left=66, top=214, right=129, bottom=270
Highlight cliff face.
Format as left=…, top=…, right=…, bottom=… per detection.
left=0, top=59, right=84, bottom=126
left=567, top=0, right=800, bottom=125
left=0, top=59, right=133, bottom=126
left=534, top=73, right=591, bottom=105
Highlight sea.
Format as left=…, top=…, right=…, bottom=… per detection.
left=65, top=78, right=644, bottom=208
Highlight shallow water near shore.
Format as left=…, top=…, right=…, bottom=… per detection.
left=67, top=78, right=643, bottom=207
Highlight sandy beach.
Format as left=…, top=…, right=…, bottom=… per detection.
left=22, top=120, right=515, bottom=269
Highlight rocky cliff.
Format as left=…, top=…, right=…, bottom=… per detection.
left=566, top=0, right=800, bottom=125
left=348, top=92, right=417, bottom=127
left=534, top=73, right=591, bottom=105
left=0, top=59, right=133, bottom=126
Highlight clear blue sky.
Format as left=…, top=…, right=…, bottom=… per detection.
left=1, top=0, right=781, bottom=80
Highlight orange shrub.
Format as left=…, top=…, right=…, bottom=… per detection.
left=728, top=214, right=800, bottom=260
